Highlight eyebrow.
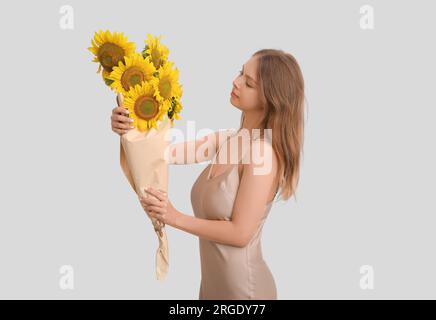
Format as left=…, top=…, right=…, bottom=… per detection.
left=242, top=64, right=257, bottom=85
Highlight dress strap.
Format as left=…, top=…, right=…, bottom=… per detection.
left=207, top=129, right=238, bottom=180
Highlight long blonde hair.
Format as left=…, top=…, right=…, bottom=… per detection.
left=239, top=49, right=306, bottom=202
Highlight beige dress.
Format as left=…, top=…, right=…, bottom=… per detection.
left=190, top=130, right=278, bottom=300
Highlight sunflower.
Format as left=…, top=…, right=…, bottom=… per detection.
left=88, top=30, right=136, bottom=74
left=108, top=54, right=156, bottom=95
left=153, top=61, right=183, bottom=103
left=142, top=34, right=170, bottom=71
left=124, top=81, right=170, bottom=132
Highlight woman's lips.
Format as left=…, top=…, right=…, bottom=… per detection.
left=231, top=91, right=239, bottom=98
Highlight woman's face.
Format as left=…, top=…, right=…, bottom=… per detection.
left=230, top=56, right=263, bottom=112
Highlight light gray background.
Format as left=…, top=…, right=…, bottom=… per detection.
left=0, top=0, right=435, bottom=299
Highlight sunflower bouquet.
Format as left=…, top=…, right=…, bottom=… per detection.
left=88, top=30, right=183, bottom=280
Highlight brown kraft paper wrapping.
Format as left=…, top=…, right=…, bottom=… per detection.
left=119, top=115, right=171, bottom=281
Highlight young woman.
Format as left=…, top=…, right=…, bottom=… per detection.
left=110, top=49, right=305, bottom=299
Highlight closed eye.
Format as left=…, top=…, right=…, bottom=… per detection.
left=238, top=70, right=252, bottom=88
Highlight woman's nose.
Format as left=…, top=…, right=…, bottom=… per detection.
left=232, top=78, right=240, bottom=89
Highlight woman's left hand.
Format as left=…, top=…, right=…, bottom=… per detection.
left=139, top=187, right=180, bottom=227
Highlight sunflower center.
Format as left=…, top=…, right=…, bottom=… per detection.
left=98, top=43, right=125, bottom=71
left=134, top=96, right=159, bottom=121
left=121, top=67, right=145, bottom=91
left=160, top=80, right=172, bottom=99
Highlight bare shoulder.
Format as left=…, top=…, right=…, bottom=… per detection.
left=251, top=138, right=278, bottom=173
left=238, top=137, right=278, bottom=178
left=237, top=137, right=279, bottom=203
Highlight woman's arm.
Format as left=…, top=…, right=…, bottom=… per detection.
left=174, top=214, right=242, bottom=246
left=173, top=139, right=278, bottom=247
left=111, top=105, right=234, bottom=165
left=166, top=129, right=233, bottom=165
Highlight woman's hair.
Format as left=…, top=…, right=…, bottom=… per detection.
left=239, top=49, right=306, bottom=202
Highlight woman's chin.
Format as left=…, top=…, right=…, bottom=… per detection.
left=230, top=98, right=242, bottom=110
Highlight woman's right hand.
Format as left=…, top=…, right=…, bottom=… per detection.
left=111, top=106, right=134, bottom=136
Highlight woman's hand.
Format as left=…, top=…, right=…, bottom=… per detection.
left=111, top=106, right=134, bottom=136
left=139, top=187, right=181, bottom=228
